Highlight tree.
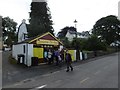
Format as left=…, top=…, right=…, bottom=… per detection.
left=2, top=17, right=17, bottom=46
left=71, top=38, right=82, bottom=60
left=85, top=35, right=107, bottom=56
left=92, top=15, right=120, bottom=45
left=57, top=26, right=76, bottom=39
left=28, top=1, right=54, bottom=38
left=62, top=37, right=71, bottom=48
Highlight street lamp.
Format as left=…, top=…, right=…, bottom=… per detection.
left=74, top=19, right=79, bottom=61
left=74, top=19, right=77, bottom=29
left=74, top=19, right=77, bottom=38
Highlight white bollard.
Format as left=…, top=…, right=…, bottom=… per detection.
left=80, top=52, right=83, bottom=60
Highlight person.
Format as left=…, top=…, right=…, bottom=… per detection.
left=48, top=49, right=52, bottom=64
left=51, top=50, right=54, bottom=64
left=65, top=50, right=73, bottom=72
left=60, top=49, right=64, bottom=61
left=58, top=53, right=62, bottom=67
left=54, top=50, right=59, bottom=66
left=44, top=50, right=48, bottom=63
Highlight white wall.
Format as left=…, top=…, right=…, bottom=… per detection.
left=66, top=31, right=75, bottom=42
left=12, top=43, right=33, bottom=66
left=12, top=43, right=26, bottom=60
left=26, top=44, right=33, bottom=66
left=18, top=20, right=28, bottom=42
left=12, top=43, right=27, bottom=65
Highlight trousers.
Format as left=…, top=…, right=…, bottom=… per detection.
left=66, top=63, right=73, bottom=70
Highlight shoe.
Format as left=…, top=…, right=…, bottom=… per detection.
left=71, top=68, right=73, bottom=71
left=66, top=70, right=69, bottom=72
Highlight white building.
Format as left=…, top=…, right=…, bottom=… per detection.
left=18, top=19, right=28, bottom=42
left=66, top=30, right=90, bottom=42
left=65, top=30, right=76, bottom=41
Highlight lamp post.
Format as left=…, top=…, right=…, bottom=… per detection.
left=74, top=19, right=77, bottom=38
left=74, top=19, right=79, bottom=61
left=74, top=19, right=77, bottom=28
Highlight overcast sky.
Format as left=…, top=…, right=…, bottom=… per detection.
left=0, top=0, right=119, bottom=34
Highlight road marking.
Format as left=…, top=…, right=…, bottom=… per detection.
left=29, top=85, right=47, bottom=90
left=36, top=84, right=47, bottom=89
left=80, top=77, right=89, bottom=84
left=94, top=70, right=101, bottom=75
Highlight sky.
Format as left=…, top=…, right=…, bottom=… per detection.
left=0, top=0, right=119, bottom=34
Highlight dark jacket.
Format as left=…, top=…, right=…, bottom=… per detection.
left=65, top=53, right=72, bottom=63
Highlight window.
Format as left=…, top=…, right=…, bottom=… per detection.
left=23, top=45, right=25, bottom=53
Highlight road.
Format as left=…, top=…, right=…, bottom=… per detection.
left=0, top=50, right=2, bottom=89
left=3, top=52, right=118, bottom=89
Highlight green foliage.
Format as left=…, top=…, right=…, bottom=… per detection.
left=84, top=35, right=107, bottom=51
left=2, top=17, right=17, bottom=46
left=92, top=15, right=120, bottom=45
left=71, top=38, right=84, bottom=60
left=61, top=37, right=71, bottom=48
left=57, top=26, right=76, bottom=39
left=60, top=34, right=107, bottom=52
left=71, top=38, right=82, bottom=49
left=28, top=2, right=54, bottom=38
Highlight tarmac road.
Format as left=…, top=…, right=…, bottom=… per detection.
left=3, top=52, right=119, bottom=89
left=0, top=50, right=2, bottom=89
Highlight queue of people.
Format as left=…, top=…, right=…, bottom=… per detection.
left=43, top=49, right=73, bottom=72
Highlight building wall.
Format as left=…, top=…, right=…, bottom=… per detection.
left=33, top=48, right=43, bottom=58
left=68, top=50, right=76, bottom=61
left=12, top=43, right=26, bottom=60
left=18, top=20, right=28, bottom=42
left=66, top=31, right=75, bottom=42
left=27, top=44, right=33, bottom=66
left=12, top=43, right=33, bottom=66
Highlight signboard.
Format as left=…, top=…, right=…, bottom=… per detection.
left=36, top=39, right=59, bottom=45
left=68, top=50, right=76, bottom=61
left=33, top=48, right=43, bottom=58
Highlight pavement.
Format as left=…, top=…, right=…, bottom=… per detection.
left=2, top=51, right=119, bottom=88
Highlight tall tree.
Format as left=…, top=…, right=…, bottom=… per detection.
left=92, top=15, right=120, bottom=45
left=85, top=35, right=107, bottom=56
left=57, top=26, right=76, bottom=39
left=28, top=1, right=54, bottom=38
left=62, top=37, right=71, bottom=48
left=2, top=17, right=17, bottom=46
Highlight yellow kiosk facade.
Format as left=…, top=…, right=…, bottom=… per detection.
left=29, top=32, right=63, bottom=63
left=12, top=32, right=63, bottom=66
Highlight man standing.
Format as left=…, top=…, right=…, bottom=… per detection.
left=65, top=51, right=73, bottom=72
